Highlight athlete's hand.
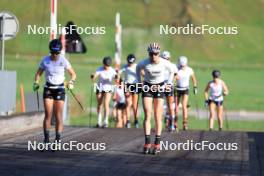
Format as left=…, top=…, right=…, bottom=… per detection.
left=90, top=74, right=94, bottom=79
left=33, top=82, right=40, bottom=92
left=66, top=80, right=75, bottom=90
left=204, top=100, right=209, bottom=107
left=193, top=87, right=198, bottom=95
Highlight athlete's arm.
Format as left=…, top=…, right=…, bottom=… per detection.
left=67, top=67, right=77, bottom=82
left=136, top=62, right=143, bottom=82
left=34, top=68, right=44, bottom=83
left=91, top=71, right=100, bottom=82
left=166, top=62, right=174, bottom=84
left=191, top=73, right=197, bottom=87
left=204, top=83, right=210, bottom=100
left=222, top=81, right=229, bottom=96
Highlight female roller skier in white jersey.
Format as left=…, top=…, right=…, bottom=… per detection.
left=33, top=39, right=76, bottom=146
left=160, top=51, right=178, bottom=132
left=91, top=56, right=117, bottom=128
left=204, top=70, right=229, bottom=131
left=119, top=54, right=139, bottom=128
left=136, top=43, right=174, bottom=155
left=175, top=56, right=197, bottom=131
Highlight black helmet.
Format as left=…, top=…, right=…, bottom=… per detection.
left=103, top=56, right=112, bottom=66
left=127, top=54, right=136, bottom=63
left=212, top=70, right=221, bottom=78
left=49, top=39, right=62, bottom=53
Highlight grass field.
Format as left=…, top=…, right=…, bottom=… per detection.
left=1, top=0, right=264, bottom=130
left=70, top=113, right=264, bottom=132
left=6, top=55, right=264, bottom=112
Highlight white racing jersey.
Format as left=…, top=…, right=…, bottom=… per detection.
left=115, top=86, right=126, bottom=104
left=120, top=64, right=138, bottom=84
left=136, top=58, right=174, bottom=84
left=164, top=62, right=178, bottom=84
left=95, top=66, right=116, bottom=91
left=39, top=55, right=71, bottom=85
left=176, top=66, right=194, bottom=90
left=209, top=80, right=224, bottom=101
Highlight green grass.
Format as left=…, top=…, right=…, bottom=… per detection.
left=6, top=56, right=264, bottom=112
left=2, top=0, right=264, bottom=131
left=70, top=114, right=264, bottom=132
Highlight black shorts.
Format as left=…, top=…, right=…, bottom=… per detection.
left=116, top=103, right=126, bottom=110
left=176, top=89, right=189, bottom=98
left=142, top=82, right=165, bottom=99
left=43, top=82, right=65, bottom=101
left=43, top=88, right=65, bottom=101
left=209, top=100, right=223, bottom=107
left=124, top=83, right=141, bottom=94
left=96, top=89, right=112, bottom=94
left=164, top=84, right=174, bottom=97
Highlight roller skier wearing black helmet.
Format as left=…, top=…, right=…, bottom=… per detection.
left=119, top=54, right=140, bottom=128
left=33, top=39, right=77, bottom=149
left=91, top=56, right=117, bottom=128
left=204, top=70, right=229, bottom=131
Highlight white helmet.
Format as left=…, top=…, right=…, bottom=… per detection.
left=161, top=51, right=171, bottom=60
left=178, top=56, right=188, bottom=66
left=147, top=42, right=160, bottom=53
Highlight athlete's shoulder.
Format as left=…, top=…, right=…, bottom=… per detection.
left=109, top=67, right=117, bottom=74
left=219, top=79, right=225, bottom=85
left=121, top=64, right=128, bottom=69
left=42, top=55, right=51, bottom=61
left=96, top=66, right=104, bottom=72
left=59, top=55, right=69, bottom=61
left=137, top=58, right=150, bottom=66
left=171, top=63, right=178, bottom=71
left=186, top=66, right=194, bottom=73
left=208, top=80, right=214, bottom=85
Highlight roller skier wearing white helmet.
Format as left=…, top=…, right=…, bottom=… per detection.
left=160, top=51, right=178, bottom=132
left=175, top=56, right=197, bottom=130
left=136, top=43, right=174, bottom=155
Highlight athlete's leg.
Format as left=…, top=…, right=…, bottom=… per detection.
left=153, top=98, right=164, bottom=136
left=103, top=92, right=112, bottom=127
left=182, top=94, right=189, bottom=129
left=143, top=96, right=153, bottom=154
left=152, top=97, right=164, bottom=154
left=143, top=97, right=153, bottom=135
left=132, top=93, right=139, bottom=124
left=54, top=100, right=64, bottom=141
left=209, top=102, right=216, bottom=130
left=217, top=104, right=223, bottom=130
left=125, top=93, right=132, bottom=128
left=116, top=108, right=122, bottom=128
left=43, top=98, right=54, bottom=143
left=96, top=93, right=103, bottom=126
left=164, top=96, right=170, bottom=129
left=174, top=94, right=180, bottom=128
left=122, top=108, right=127, bottom=127
left=167, top=95, right=175, bottom=130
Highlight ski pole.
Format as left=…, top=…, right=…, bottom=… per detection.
left=69, top=89, right=84, bottom=111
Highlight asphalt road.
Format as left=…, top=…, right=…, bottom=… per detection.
left=0, top=127, right=263, bottom=176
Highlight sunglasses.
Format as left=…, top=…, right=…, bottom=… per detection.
left=149, top=52, right=159, bottom=56
left=51, top=52, right=60, bottom=55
